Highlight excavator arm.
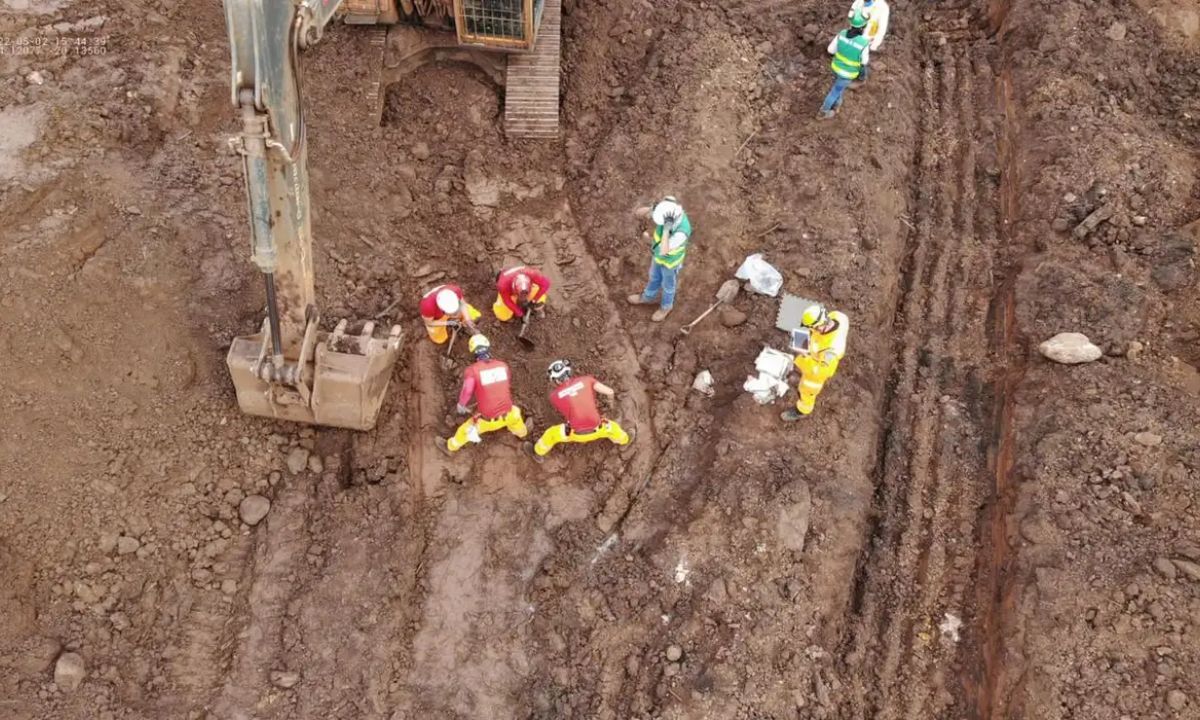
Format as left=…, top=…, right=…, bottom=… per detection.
left=223, top=0, right=403, bottom=431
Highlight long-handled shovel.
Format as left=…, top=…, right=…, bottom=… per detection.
left=680, top=279, right=740, bottom=336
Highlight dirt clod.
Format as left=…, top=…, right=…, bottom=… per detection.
left=286, top=447, right=310, bottom=475
left=1154, top=558, right=1178, bottom=580
left=271, top=670, right=301, bottom=689
left=665, top=645, right=683, bottom=662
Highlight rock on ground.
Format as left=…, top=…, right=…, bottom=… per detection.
left=286, top=447, right=310, bottom=475
left=1039, top=332, right=1103, bottom=364
left=719, top=307, right=748, bottom=327
left=54, top=652, right=86, bottom=692
left=239, top=495, right=271, bottom=526
left=271, top=670, right=301, bottom=689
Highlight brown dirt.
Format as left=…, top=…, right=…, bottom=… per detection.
left=1, top=0, right=1199, bottom=718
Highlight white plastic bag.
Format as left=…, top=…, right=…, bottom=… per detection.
left=735, top=253, right=783, bottom=297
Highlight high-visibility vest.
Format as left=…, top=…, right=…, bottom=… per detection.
left=831, top=32, right=869, bottom=80
left=652, top=212, right=692, bottom=269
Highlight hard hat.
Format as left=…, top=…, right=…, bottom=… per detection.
left=850, top=11, right=868, bottom=28
left=801, top=304, right=830, bottom=328
left=435, top=288, right=461, bottom=315
left=651, top=197, right=682, bottom=226
left=547, top=359, right=572, bottom=383
left=468, top=334, right=491, bottom=355
left=513, top=273, right=531, bottom=292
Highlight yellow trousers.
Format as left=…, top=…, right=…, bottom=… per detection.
left=424, top=304, right=482, bottom=344
left=533, top=419, right=629, bottom=456
left=794, top=356, right=840, bottom=415
left=446, top=406, right=528, bottom=452
left=492, top=292, right=547, bottom=322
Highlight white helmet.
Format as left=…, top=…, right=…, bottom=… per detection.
left=435, top=288, right=461, bottom=315
left=547, top=359, right=572, bottom=383
left=513, top=273, right=531, bottom=292
left=651, top=197, right=682, bottom=227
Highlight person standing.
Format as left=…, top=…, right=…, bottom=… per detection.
left=493, top=264, right=551, bottom=322
left=418, top=283, right=480, bottom=344
left=530, top=360, right=631, bottom=460
left=849, top=0, right=890, bottom=83
left=781, top=303, right=849, bottom=421
left=820, top=12, right=871, bottom=119
left=626, top=196, right=692, bottom=322
left=440, top=334, right=529, bottom=453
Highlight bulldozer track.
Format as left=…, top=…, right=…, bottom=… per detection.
left=838, top=4, right=1004, bottom=717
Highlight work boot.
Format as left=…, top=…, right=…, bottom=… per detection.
left=523, top=441, right=544, bottom=464
left=651, top=306, right=673, bottom=322
left=818, top=109, right=836, bottom=120
left=780, top=408, right=805, bottom=423
left=627, top=293, right=652, bottom=305
left=435, top=436, right=453, bottom=457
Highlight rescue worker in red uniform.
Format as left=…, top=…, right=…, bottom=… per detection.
left=440, top=334, right=528, bottom=453
left=493, top=265, right=551, bottom=322
left=530, top=359, right=631, bottom=459
left=418, top=283, right=481, bottom=344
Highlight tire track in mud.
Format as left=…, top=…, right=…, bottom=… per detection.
left=838, top=4, right=1002, bottom=717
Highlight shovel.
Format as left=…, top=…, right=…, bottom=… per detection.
left=680, top=279, right=740, bottom=336
left=440, top=325, right=459, bottom=370
left=517, top=310, right=535, bottom=350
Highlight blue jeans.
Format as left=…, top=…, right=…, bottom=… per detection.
left=821, top=75, right=853, bottom=114
left=641, top=261, right=680, bottom=309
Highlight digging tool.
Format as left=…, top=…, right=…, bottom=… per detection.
left=517, top=310, right=535, bottom=350
left=679, top=279, right=740, bottom=336
left=440, top=326, right=459, bottom=370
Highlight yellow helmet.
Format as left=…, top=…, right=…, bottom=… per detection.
left=801, top=304, right=829, bottom=328
left=468, top=334, right=491, bottom=355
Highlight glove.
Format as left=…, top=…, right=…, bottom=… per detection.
left=518, top=300, right=533, bottom=314
left=445, top=319, right=462, bottom=328
left=455, top=403, right=471, bottom=416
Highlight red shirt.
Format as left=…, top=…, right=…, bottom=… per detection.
left=458, top=358, right=514, bottom=419
left=549, top=375, right=601, bottom=433
left=419, top=284, right=465, bottom=320
left=496, top=266, right=551, bottom=318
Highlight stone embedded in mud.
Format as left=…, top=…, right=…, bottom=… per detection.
left=1105, top=22, right=1127, bottom=42
left=116, top=535, right=140, bottom=556
left=1173, top=560, right=1200, bottom=583
left=1038, top=333, right=1103, bottom=364
left=1167, top=689, right=1188, bottom=710
left=665, top=645, right=683, bottom=662
left=239, top=495, right=271, bottom=527
left=54, top=652, right=86, bottom=692
left=719, top=307, right=748, bottom=327
left=286, top=447, right=309, bottom=475
left=1134, top=432, right=1163, bottom=447
left=1154, top=558, right=1178, bottom=580
left=271, top=670, right=301, bottom=689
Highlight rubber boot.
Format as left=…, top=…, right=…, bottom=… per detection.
left=651, top=306, right=673, bottom=322
left=780, top=408, right=805, bottom=422
left=523, top=441, right=545, bottom=464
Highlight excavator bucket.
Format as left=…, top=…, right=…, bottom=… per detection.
left=227, top=320, right=403, bottom=431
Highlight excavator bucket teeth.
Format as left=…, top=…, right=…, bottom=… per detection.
left=226, top=326, right=403, bottom=431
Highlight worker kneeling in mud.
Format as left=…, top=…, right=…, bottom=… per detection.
left=530, top=360, right=631, bottom=460
left=782, top=303, right=849, bottom=421
left=441, top=334, right=528, bottom=453
left=493, top=265, right=551, bottom=322
left=418, top=283, right=481, bottom=344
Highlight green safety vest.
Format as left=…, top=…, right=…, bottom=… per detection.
left=831, top=31, right=869, bottom=80
left=652, top=212, right=692, bottom=269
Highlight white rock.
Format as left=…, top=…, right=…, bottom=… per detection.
left=271, top=670, right=301, bottom=689
left=54, top=652, right=86, bottom=692
left=1039, top=333, right=1103, bottom=364
left=307, top=454, right=324, bottom=474
left=25, top=70, right=44, bottom=86
left=286, top=447, right=309, bottom=474
left=116, top=536, right=140, bottom=555
left=239, top=495, right=270, bottom=526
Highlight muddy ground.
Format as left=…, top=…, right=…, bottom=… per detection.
left=1, top=0, right=1199, bottom=718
